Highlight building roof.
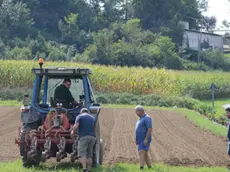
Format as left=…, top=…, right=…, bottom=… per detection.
left=184, top=29, right=222, bottom=37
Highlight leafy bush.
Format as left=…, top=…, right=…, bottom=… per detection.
left=95, top=92, right=212, bottom=113
left=0, top=88, right=31, bottom=101
left=81, top=19, right=182, bottom=68
left=96, top=92, right=229, bottom=125
left=200, top=49, right=230, bottom=71
left=181, top=59, right=209, bottom=71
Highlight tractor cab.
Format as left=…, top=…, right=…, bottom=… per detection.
left=30, top=61, right=99, bottom=124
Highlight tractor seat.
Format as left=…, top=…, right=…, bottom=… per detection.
left=52, top=99, right=73, bottom=109
left=38, top=104, right=49, bottom=109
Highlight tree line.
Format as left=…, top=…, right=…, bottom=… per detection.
left=1, top=0, right=228, bottom=71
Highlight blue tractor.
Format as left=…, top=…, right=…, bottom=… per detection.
left=15, top=59, right=103, bottom=167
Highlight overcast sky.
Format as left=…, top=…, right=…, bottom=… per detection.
left=203, top=0, right=230, bottom=29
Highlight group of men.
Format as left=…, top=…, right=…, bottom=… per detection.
left=53, top=79, right=230, bottom=171
left=71, top=105, right=152, bottom=172
left=54, top=79, right=153, bottom=171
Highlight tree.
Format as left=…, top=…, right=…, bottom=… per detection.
left=0, top=0, right=34, bottom=40
left=101, top=0, right=124, bottom=24
left=197, top=0, right=208, bottom=12
left=132, top=0, right=203, bottom=46
left=91, top=29, right=115, bottom=64
left=222, top=19, right=230, bottom=28
left=19, top=0, right=95, bottom=37
left=82, top=19, right=182, bottom=68
left=180, top=0, right=203, bottom=29
left=58, top=13, right=91, bottom=52
left=201, top=16, right=216, bottom=32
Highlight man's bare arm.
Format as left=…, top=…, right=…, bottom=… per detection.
left=72, top=122, right=80, bottom=134
left=145, top=128, right=152, bottom=140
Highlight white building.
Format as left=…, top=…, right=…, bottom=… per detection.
left=179, top=21, right=224, bottom=52
left=183, top=29, right=224, bottom=52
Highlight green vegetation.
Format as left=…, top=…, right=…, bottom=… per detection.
left=1, top=0, right=227, bottom=71
left=0, top=100, right=20, bottom=107
left=2, top=61, right=230, bottom=100
left=173, top=108, right=227, bottom=137
left=203, top=99, right=230, bottom=113
left=0, top=161, right=229, bottom=172
left=202, top=99, right=230, bottom=122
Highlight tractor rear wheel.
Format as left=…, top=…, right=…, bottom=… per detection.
left=20, top=133, right=41, bottom=167
left=99, top=139, right=103, bottom=165
left=92, top=138, right=103, bottom=167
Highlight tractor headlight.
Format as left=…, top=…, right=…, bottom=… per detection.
left=20, top=105, right=31, bottom=113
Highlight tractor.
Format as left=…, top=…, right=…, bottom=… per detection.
left=15, top=59, right=103, bottom=167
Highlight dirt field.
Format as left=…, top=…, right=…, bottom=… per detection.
left=0, top=107, right=229, bottom=167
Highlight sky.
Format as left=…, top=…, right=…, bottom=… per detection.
left=203, top=0, right=230, bottom=29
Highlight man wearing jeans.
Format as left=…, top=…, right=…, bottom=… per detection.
left=71, top=108, right=96, bottom=172
left=135, top=105, right=152, bottom=170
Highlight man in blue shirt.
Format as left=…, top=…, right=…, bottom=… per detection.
left=225, top=107, right=230, bottom=155
left=135, top=105, right=152, bottom=170
left=71, top=108, right=96, bottom=172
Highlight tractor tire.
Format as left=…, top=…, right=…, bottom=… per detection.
left=92, top=143, right=97, bottom=168
left=99, top=139, right=103, bottom=165
left=92, top=138, right=103, bottom=167
left=20, top=133, right=30, bottom=167
left=20, top=133, right=41, bottom=168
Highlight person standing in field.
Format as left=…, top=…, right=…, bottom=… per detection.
left=225, top=107, right=230, bottom=156
left=71, top=108, right=96, bottom=172
left=135, top=105, right=152, bottom=170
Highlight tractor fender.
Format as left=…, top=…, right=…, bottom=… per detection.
left=20, top=107, right=41, bottom=124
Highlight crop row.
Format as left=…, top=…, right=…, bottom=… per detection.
left=1, top=60, right=230, bottom=100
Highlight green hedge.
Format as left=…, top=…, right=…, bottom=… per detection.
left=96, top=92, right=213, bottom=114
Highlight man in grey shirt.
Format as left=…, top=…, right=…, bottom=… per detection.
left=71, top=108, right=96, bottom=172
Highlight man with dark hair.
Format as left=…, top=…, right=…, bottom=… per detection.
left=71, top=108, right=96, bottom=172
left=54, top=79, right=78, bottom=107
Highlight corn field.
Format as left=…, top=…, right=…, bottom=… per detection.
left=1, top=60, right=230, bottom=99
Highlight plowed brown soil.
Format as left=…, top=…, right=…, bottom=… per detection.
left=0, top=107, right=229, bottom=167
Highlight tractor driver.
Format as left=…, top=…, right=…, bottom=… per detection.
left=53, top=79, right=79, bottom=108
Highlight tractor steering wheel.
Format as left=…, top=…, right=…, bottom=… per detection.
left=73, top=102, right=83, bottom=109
